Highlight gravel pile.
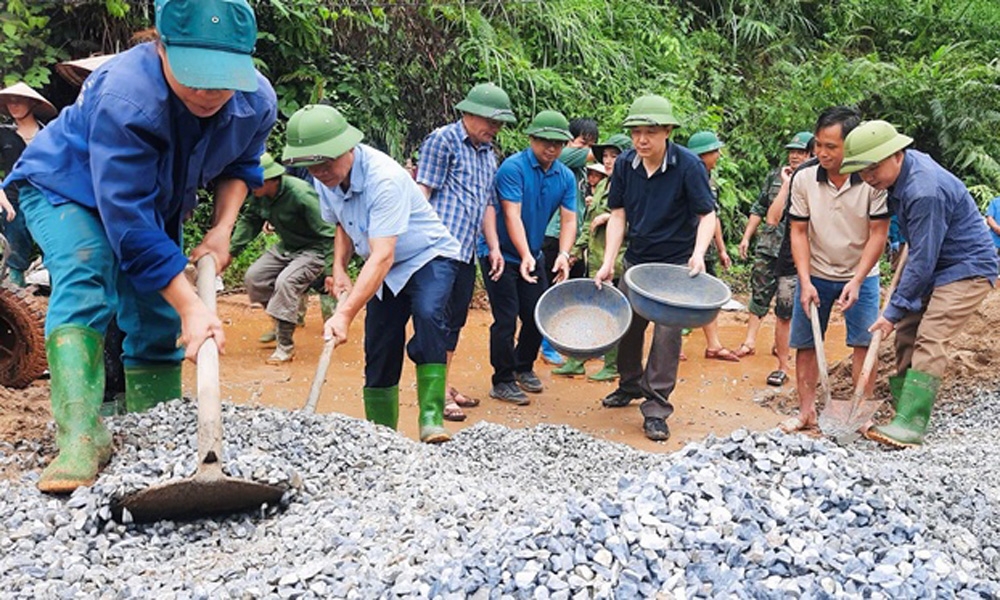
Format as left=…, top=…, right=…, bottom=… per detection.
left=2, top=390, right=1000, bottom=598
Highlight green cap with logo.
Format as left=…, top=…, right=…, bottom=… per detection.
left=623, top=94, right=681, bottom=128
left=840, top=120, right=914, bottom=174
left=785, top=131, right=814, bottom=150
left=155, top=0, right=259, bottom=92
left=525, top=110, right=572, bottom=141
left=260, top=152, right=285, bottom=180
left=686, top=131, right=724, bottom=155
left=591, top=133, right=632, bottom=162
left=282, top=104, right=364, bottom=167
left=455, top=83, right=516, bottom=123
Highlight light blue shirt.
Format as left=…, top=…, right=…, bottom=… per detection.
left=987, top=197, right=1000, bottom=249
left=315, top=144, right=461, bottom=297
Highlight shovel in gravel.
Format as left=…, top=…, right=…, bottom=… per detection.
left=829, top=246, right=910, bottom=445
left=113, top=255, right=285, bottom=523
left=811, top=304, right=845, bottom=435
left=303, top=292, right=347, bottom=413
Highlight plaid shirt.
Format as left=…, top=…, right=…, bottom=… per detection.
left=417, top=120, right=499, bottom=262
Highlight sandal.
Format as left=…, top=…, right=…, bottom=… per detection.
left=704, top=347, right=741, bottom=362
left=779, top=415, right=818, bottom=434
left=444, top=399, right=467, bottom=422
left=734, top=343, right=756, bottom=358
left=766, top=370, right=788, bottom=387
left=447, top=386, right=480, bottom=408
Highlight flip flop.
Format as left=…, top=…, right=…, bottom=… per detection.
left=444, top=399, right=467, bottom=422
left=734, top=343, right=756, bottom=358
left=705, top=347, right=741, bottom=362
left=779, top=415, right=818, bottom=434
left=766, top=370, right=788, bottom=386
left=448, top=386, right=480, bottom=408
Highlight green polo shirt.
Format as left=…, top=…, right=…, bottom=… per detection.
left=230, top=175, right=336, bottom=259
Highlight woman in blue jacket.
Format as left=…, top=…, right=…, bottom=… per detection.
left=3, top=0, right=277, bottom=493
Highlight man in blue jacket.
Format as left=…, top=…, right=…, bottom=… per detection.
left=841, top=120, right=998, bottom=447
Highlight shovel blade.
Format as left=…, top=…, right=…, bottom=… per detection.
left=817, top=397, right=855, bottom=441
left=113, top=467, right=285, bottom=523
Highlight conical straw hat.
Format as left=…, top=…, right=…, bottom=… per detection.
left=55, top=54, right=116, bottom=87
left=0, top=82, right=56, bottom=119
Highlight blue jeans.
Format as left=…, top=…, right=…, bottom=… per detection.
left=18, top=183, right=183, bottom=366
left=790, top=275, right=879, bottom=349
left=0, top=195, right=34, bottom=272
left=363, top=257, right=458, bottom=388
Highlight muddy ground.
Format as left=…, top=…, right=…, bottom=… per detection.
left=3, top=289, right=999, bottom=480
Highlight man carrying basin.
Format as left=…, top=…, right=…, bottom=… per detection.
left=282, top=104, right=462, bottom=443
left=841, top=120, right=997, bottom=448
left=593, top=94, right=717, bottom=441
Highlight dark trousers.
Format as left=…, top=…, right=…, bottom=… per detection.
left=364, top=257, right=458, bottom=388
left=480, top=254, right=549, bottom=385
left=542, top=236, right=588, bottom=279
left=615, top=261, right=682, bottom=420
left=444, top=258, right=477, bottom=351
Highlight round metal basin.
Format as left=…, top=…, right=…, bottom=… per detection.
left=534, top=279, right=633, bottom=360
left=623, top=263, right=732, bottom=328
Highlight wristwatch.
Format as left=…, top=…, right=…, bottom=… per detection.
left=558, top=250, right=571, bottom=260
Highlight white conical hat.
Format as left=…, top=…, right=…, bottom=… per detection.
left=0, top=82, right=56, bottom=119
left=55, top=54, right=116, bottom=87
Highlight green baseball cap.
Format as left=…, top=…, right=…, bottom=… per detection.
left=282, top=104, right=364, bottom=167
left=455, top=83, right=516, bottom=123
left=785, top=131, right=814, bottom=150
left=686, top=131, right=724, bottom=155
left=260, top=152, right=285, bottom=180
left=525, top=110, right=572, bottom=141
left=155, top=0, right=259, bottom=92
left=840, top=120, right=914, bottom=174
left=622, top=94, right=681, bottom=128
left=591, top=133, right=632, bottom=161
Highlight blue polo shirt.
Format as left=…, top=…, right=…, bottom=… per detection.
left=3, top=43, right=277, bottom=294
left=315, top=144, right=461, bottom=298
left=987, top=197, right=1000, bottom=249
left=607, top=142, right=716, bottom=265
left=494, top=148, right=577, bottom=265
left=883, top=150, right=997, bottom=322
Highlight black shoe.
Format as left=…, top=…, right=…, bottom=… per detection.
left=602, top=389, right=639, bottom=408
left=490, top=381, right=530, bottom=406
left=643, top=417, right=670, bottom=441
left=515, top=371, right=543, bottom=394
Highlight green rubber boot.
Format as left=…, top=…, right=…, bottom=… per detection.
left=124, top=363, right=183, bottom=413
left=363, top=386, right=399, bottom=430
left=38, top=325, right=114, bottom=494
left=553, top=357, right=586, bottom=377
left=416, top=364, right=450, bottom=444
left=8, top=268, right=25, bottom=287
left=888, top=373, right=905, bottom=406
left=588, top=347, right=619, bottom=382
left=869, top=369, right=940, bottom=448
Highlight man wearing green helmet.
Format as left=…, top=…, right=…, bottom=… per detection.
left=416, top=82, right=514, bottom=421
left=229, top=152, right=336, bottom=364
left=593, top=94, right=717, bottom=441
left=841, top=120, right=997, bottom=448
left=482, top=110, right=577, bottom=404
left=282, top=104, right=463, bottom=444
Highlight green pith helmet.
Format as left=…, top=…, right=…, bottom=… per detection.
left=525, top=110, right=572, bottom=141
left=282, top=104, right=364, bottom=167
left=686, top=131, right=724, bottom=155
left=592, top=133, right=633, bottom=161
left=260, top=152, right=285, bottom=180
left=455, top=83, right=516, bottom=123
left=622, top=94, right=681, bottom=128
left=840, top=120, right=914, bottom=174
left=785, top=131, right=814, bottom=150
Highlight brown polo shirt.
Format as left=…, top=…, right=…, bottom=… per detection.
left=789, top=164, right=889, bottom=282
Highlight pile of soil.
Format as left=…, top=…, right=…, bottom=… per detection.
left=0, top=382, right=52, bottom=481
left=756, top=288, right=1000, bottom=419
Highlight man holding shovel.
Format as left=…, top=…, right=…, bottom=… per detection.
left=783, top=106, right=889, bottom=434
left=282, top=104, right=462, bottom=444
left=841, top=120, right=998, bottom=447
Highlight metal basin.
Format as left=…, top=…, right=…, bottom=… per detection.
left=624, top=263, right=732, bottom=328
left=534, top=279, right=632, bottom=360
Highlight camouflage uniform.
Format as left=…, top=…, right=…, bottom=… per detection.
left=747, top=168, right=787, bottom=317
left=705, top=175, right=721, bottom=275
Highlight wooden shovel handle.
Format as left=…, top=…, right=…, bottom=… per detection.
left=853, top=245, right=909, bottom=396
left=303, top=292, right=347, bottom=413
left=195, top=255, right=223, bottom=465
left=809, top=303, right=830, bottom=392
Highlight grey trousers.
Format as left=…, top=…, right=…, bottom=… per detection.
left=245, top=246, right=326, bottom=324
left=616, top=262, right=682, bottom=420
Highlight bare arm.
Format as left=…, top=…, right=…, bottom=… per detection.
left=553, top=206, right=577, bottom=283
left=161, top=271, right=225, bottom=363
left=417, top=183, right=432, bottom=200
left=502, top=200, right=538, bottom=283
left=688, top=211, right=717, bottom=275
left=837, top=219, right=889, bottom=311
left=594, top=207, right=626, bottom=286
left=325, top=235, right=397, bottom=345
left=739, top=214, right=762, bottom=259
left=790, top=220, right=818, bottom=311
left=481, top=204, right=504, bottom=281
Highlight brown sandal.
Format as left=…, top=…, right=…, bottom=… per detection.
left=444, top=399, right=467, bottom=422
left=705, top=347, right=741, bottom=362
left=734, top=343, right=756, bottom=358
left=447, top=386, right=480, bottom=408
